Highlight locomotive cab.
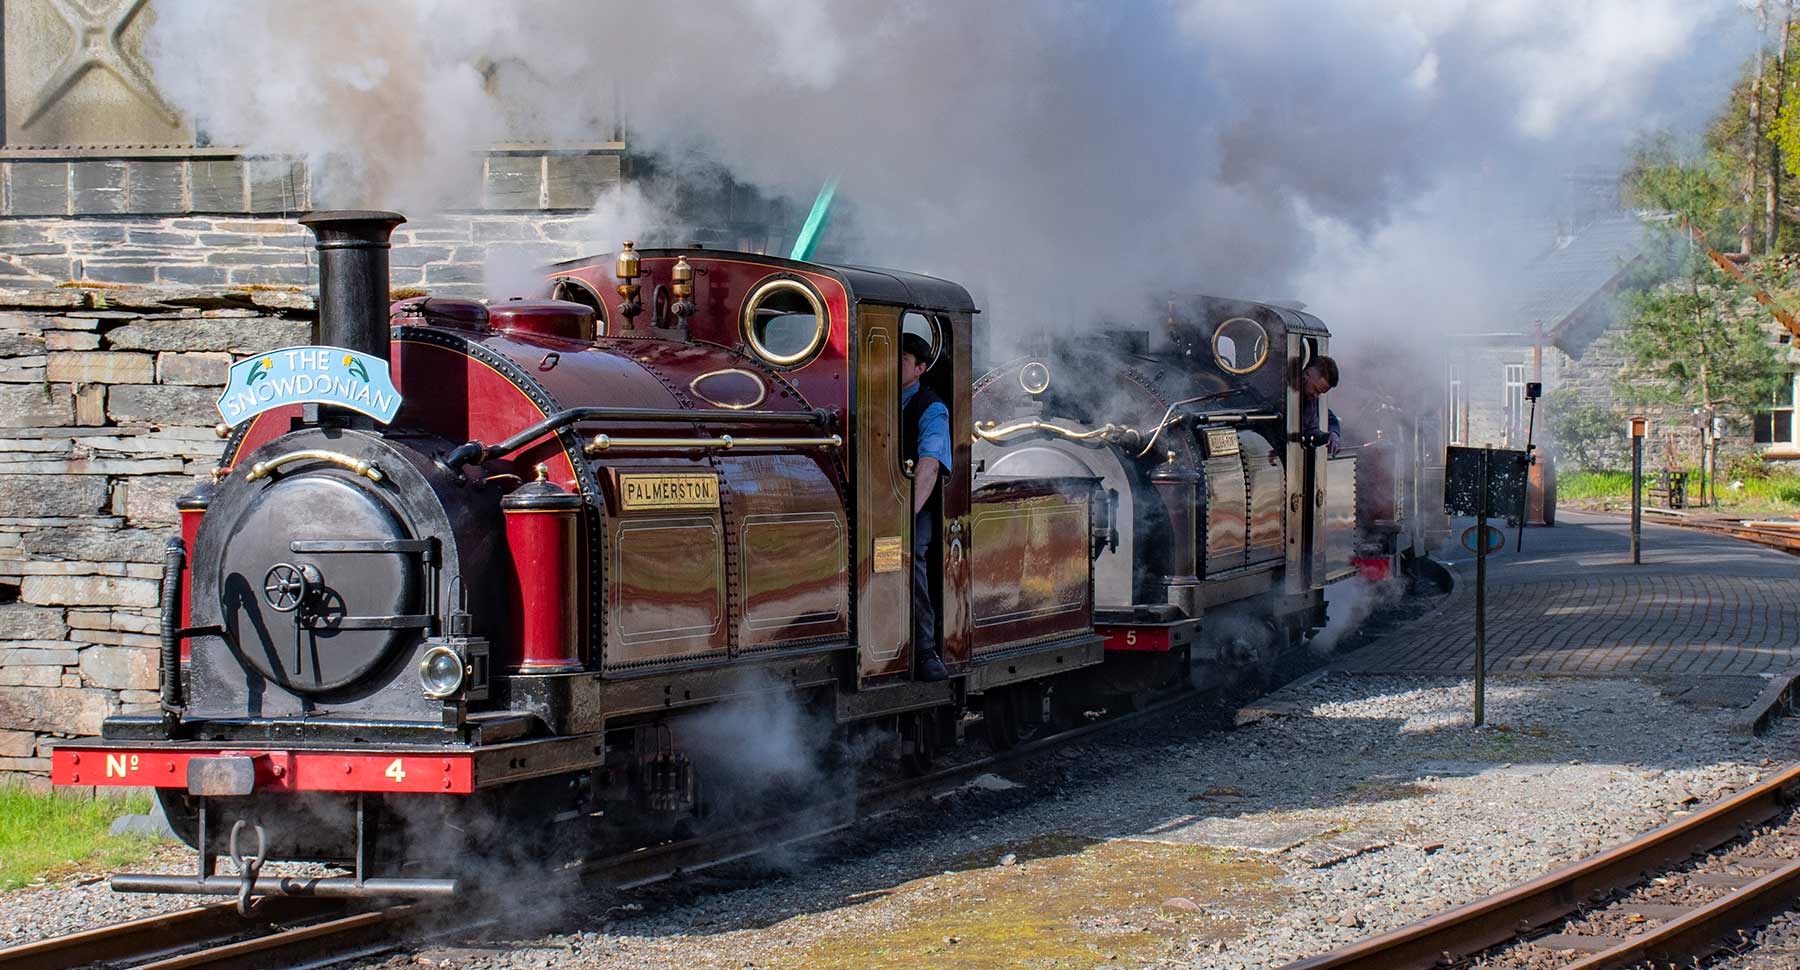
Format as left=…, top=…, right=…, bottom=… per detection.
left=970, top=295, right=1361, bottom=693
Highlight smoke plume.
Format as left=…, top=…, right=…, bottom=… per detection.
left=145, top=1, right=1758, bottom=346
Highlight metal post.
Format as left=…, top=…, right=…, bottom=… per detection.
left=1517, top=394, right=1539, bottom=553
left=1631, top=433, right=1643, bottom=565
left=1475, top=447, right=1489, bottom=728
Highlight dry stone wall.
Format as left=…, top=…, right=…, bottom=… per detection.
left=0, top=284, right=316, bottom=777
left=0, top=213, right=627, bottom=296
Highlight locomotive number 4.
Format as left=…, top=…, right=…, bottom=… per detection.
left=385, top=759, right=407, bottom=784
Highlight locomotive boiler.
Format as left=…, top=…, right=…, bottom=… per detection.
left=50, top=210, right=1110, bottom=905
left=971, top=297, right=1362, bottom=694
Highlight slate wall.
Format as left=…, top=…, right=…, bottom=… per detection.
left=0, top=286, right=316, bottom=775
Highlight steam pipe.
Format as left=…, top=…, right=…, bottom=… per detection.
left=297, top=210, right=406, bottom=361
left=442, top=406, right=830, bottom=471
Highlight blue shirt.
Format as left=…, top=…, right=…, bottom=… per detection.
left=901, top=382, right=953, bottom=474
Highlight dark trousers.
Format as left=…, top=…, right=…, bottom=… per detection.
left=912, top=507, right=940, bottom=661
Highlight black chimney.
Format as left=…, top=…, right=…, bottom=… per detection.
left=298, top=210, right=406, bottom=361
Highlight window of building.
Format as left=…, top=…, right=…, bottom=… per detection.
left=1754, top=375, right=1796, bottom=445
left=1446, top=362, right=1467, bottom=446
left=1502, top=363, right=1526, bottom=447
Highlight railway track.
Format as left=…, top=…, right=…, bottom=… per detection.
left=1641, top=509, right=1800, bottom=556
left=1279, top=762, right=1800, bottom=970
left=2, top=688, right=1202, bottom=970
left=0, top=896, right=428, bottom=970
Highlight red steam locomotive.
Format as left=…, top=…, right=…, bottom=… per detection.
left=46, top=209, right=1393, bottom=907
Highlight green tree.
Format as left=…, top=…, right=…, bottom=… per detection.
left=1612, top=224, right=1778, bottom=500
left=1545, top=390, right=1625, bottom=472
left=1625, top=135, right=1734, bottom=241
left=1614, top=263, right=1782, bottom=423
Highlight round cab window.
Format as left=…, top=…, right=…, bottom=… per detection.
left=902, top=311, right=943, bottom=369
left=548, top=277, right=608, bottom=334
left=743, top=278, right=827, bottom=366
left=1213, top=317, right=1269, bottom=374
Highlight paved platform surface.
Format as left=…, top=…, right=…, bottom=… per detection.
left=1338, top=510, right=1800, bottom=676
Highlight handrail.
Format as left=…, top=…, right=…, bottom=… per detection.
left=585, top=434, right=842, bottom=455
left=1181, top=409, right=1281, bottom=423
left=245, top=450, right=384, bottom=483
left=442, top=405, right=829, bottom=471
left=972, top=419, right=1141, bottom=446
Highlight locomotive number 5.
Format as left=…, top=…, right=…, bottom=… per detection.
left=385, top=759, right=407, bottom=784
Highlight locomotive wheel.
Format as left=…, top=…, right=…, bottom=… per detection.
left=1114, top=687, right=1155, bottom=713
left=1048, top=682, right=1094, bottom=731
left=984, top=687, right=1021, bottom=750
left=899, top=711, right=935, bottom=776
left=1013, top=683, right=1045, bottom=736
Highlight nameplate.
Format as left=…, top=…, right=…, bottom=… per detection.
left=217, top=346, right=401, bottom=426
left=1205, top=428, right=1240, bottom=457
left=618, top=473, right=720, bottom=511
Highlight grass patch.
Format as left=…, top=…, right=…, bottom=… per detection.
left=1560, top=469, right=1800, bottom=517
left=1560, top=471, right=1631, bottom=500
left=0, top=784, right=163, bottom=891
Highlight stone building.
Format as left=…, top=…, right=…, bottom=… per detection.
left=1443, top=204, right=1800, bottom=475
left=1442, top=213, right=1649, bottom=462
left=0, top=0, right=793, bottom=779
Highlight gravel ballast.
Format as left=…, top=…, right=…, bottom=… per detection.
left=331, top=673, right=1800, bottom=970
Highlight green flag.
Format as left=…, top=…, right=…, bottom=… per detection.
left=790, top=177, right=839, bottom=262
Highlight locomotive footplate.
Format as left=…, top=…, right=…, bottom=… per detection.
left=963, top=633, right=1106, bottom=692
left=50, top=733, right=605, bottom=795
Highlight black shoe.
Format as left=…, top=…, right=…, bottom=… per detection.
left=917, top=652, right=949, bottom=682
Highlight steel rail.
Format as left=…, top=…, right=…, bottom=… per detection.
left=1562, top=856, right=1800, bottom=969
left=1640, top=511, right=1800, bottom=556
left=0, top=897, right=344, bottom=970
left=135, top=904, right=420, bottom=970
left=585, top=688, right=1202, bottom=888
left=1278, top=761, right=1800, bottom=970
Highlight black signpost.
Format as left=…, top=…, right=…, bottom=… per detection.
left=1444, top=445, right=1530, bottom=727
left=1629, top=417, right=1647, bottom=564
left=1515, top=382, right=1542, bottom=552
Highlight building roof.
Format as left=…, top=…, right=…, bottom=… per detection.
left=1514, top=214, right=1648, bottom=357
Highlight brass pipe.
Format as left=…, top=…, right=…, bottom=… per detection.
left=245, top=450, right=385, bottom=483
left=585, top=433, right=842, bottom=455
left=972, top=419, right=1140, bottom=445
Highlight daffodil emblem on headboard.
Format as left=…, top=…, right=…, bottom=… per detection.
left=217, top=346, right=403, bottom=428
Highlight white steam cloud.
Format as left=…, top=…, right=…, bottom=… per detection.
left=145, top=1, right=1758, bottom=346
